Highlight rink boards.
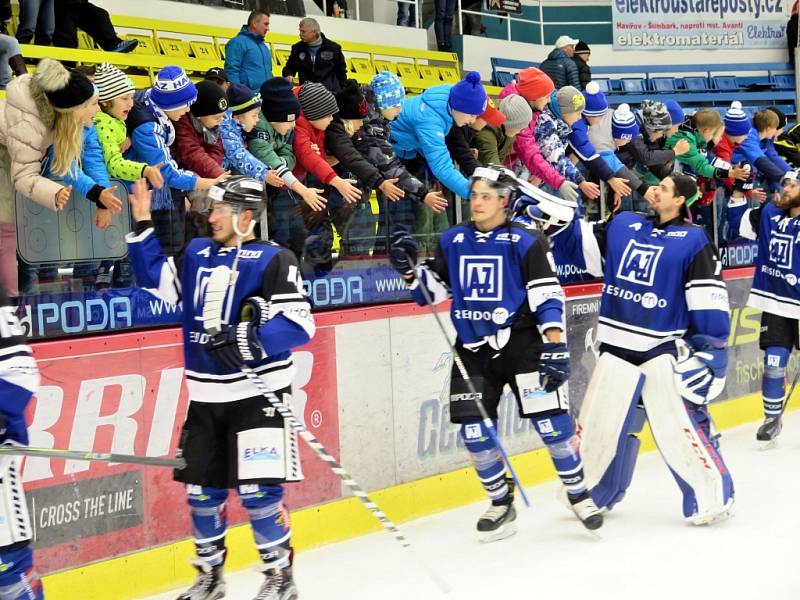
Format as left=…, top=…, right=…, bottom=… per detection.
left=27, top=267, right=785, bottom=599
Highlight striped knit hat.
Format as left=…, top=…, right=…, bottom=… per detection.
left=94, top=63, right=134, bottom=103
left=299, top=83, right=339, bottom=121
left=724, top=101, right=752, bottom=136
left=151, top=66, right=197, bottom=111
left=582, top=81, right=607, bottom=117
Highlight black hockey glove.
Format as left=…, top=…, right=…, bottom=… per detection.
left=389, top=225, right=418, bottom=277
left=205, top=322, right=265, bottom=370
left=539, top=342, right=570, bottom=392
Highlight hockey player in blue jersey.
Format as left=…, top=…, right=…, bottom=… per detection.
left=739, top=170, right=800, bottom=444
left=389, top=165, right=603, bottom=540
left=545, top=173, right=734, bottom=525
left=126, top=177, right=313, bottom=600
left=0, top=284, right=42, bottom=600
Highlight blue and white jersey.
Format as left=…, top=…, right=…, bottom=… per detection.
left=126, top=225, right=315, bottom=403
left=411, top=221, right=565, bottom=348
left=552, top=211, right=730, bottom=352
left=740, top=201, right=800, bottom=319
left=0, top=285, right=38, bottom=445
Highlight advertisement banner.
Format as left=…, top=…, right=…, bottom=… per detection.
left=611, top=0, right=788, bottom=50
left=27, top=326, right=340, bottom=574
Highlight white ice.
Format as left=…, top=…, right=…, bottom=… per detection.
left=145, top=413, right=797, bottom=600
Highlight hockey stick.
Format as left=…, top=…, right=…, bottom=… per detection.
left=779, top=368, right=800, bottom=417
left=0, top=446, right=185, bottom=468
left=238, top=365, right=451, bottom=594
left=404, top=252, right=531, bottom=508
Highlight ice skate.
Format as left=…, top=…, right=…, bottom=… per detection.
left=756, top=415, right=783, bottom=448
left=688, top=497, right=734, bottom=526
left=567, top=490, right=603, bottom=530
left=477, top=479, right=517, bottom=543
left=176, top=560, right=225, bottom=600
left=253, top=565, right=298, bottom=600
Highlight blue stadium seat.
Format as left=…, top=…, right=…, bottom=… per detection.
left=620, top=78, right=646, bottom=94
left=737, top=75, right=776, bottom=90
left=594, top=78, right=611, bottom=93
left=772, top=74, right=795, bottom=90
left=684, top=76, right=709, bottom=92
left=712, top=75, right=738, bottom=91
left=493, top=71, right=516, bottom=87
left=650, top=77, right=677, bottom=93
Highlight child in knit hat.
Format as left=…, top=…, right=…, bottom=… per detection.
left=473, top=94, right=532, bottom=165
left=127, top=65, right=228, bottom=254
left=94, top=63, right=163, bottom=188
left=353, top=72, right=447, bottom=248
left=173, top=80, right=228, bottom=182
left=664, top=99, right=685, bottom=139
left=219, top=82, right=286, bottom=192
left=390, top=72, right=486, bottom=200
left=553, top=83, right=631, bottom=201
left=293, top=82, right=362, bottom=206
left=496, top=68, right=589, bottom=205
left=249, top=77, right=327, bottom=257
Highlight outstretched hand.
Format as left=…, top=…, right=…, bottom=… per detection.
left=129, top=178, right=152, bottom=222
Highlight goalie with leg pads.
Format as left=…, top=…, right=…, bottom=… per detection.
left=547, top=173, right=735, bottom=524
left=126, top=177, right=311, bottom=600
left=0, top=284, right=43, bottom=599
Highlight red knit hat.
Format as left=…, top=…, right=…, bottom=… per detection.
left=516, top=67, right=554, bottom=102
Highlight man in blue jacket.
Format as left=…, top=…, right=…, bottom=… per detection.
left=224, top=10, right=273, bottom=94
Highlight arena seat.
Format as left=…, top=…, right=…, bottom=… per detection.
left=620, top=78, right=646, bottom=94
left=712, top=76, right=738, bottom=91
left=650, top=77, right=677, bottom=93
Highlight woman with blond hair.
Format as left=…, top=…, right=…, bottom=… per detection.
left=0, top=58, right=109, bottom=296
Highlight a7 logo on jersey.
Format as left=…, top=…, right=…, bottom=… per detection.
left=617, top=241, right=664, bottom=287
left=459, top=256, right=503, bottom=301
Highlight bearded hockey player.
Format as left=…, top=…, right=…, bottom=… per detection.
left=546, top=173, right=734, bottom=525
left=739, top=170, right=800, bottom=444
left=0, top=284, right=42, bottom=599
left=389, top=165, right=603, bottom=542
left=126, top=177, right=313, bottom=600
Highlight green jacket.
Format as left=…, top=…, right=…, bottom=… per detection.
left=93, top=111, right=148, bottom=182
left=664, top=126, right=715, bottom=179
left=249, top=115, right=296, bottom=171
left=473, top=125, right=515, bottom=166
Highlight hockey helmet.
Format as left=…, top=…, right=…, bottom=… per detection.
left=197, top=175, right=266, bottom=216
left=470, top=164, right=518, bottom=197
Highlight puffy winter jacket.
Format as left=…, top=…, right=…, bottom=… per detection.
left=126, top=89, right=198, bottom=209
left=665, top=123, right=718, bottom=179
left=172, top=113, right=225, bottom=179
left=0, top=73, right=61, bottom=218
left=532, top=109, right=584, bottom=184
left=325, top=116, right=384, bottom=189
left=498, top=82, right=564, bottom=189
left=473, top=125, right=516, bottom=165
left=94, top=110, right=148, bottom=182
left=539, top=48, right=580, bottom=89
left=390, top=84, right=470, bottom=198
left=353, top=85, right=426, bottom=204
left=220, top=111, right=270, bottom=180
left=574, top=55, right=591, bottom=90
left=722, top=128, right=785, bottom=186
left=250, top=115, right=299, bottom=188
left=292, top=87, right=336, bottom=185
left=224, top=26, right=273, bottom=93
left=571, top=116, right=615, bottom=181
left=43, top=125, right=111, bottom=204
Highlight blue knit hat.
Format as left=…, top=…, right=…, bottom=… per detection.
left=611, top=104, right=640, bottom=140
left=582, top=81, right=607, bottom=117
left=724, top=101, right=751, bottom=136
left=371, top=71, right=405, bottom=110
left=665, top=100, right=685, bottom=127
left=151, top=66, right=197, bottom=111
left=227, top=83, right=262, bottom=116
left=448, top=71, right=488, bottom=116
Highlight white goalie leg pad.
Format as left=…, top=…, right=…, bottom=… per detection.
left=578, top=353, right=645, bottom=487
left=0, top=458, right=32, bottom=546
left=640, top=354, right=732, bottom=522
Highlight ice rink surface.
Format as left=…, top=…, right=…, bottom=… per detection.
left=147, top=413, right=798, bottom=600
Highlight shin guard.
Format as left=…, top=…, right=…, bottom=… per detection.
left=186, top=485, right=229, bottom=567
left=461, top=420, right=509, bottom=504
left=239, top=484, right=291, bottom=569
left=762, top=346, right=790, bottom=417
left=534, top=412, right=586, bottom=497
